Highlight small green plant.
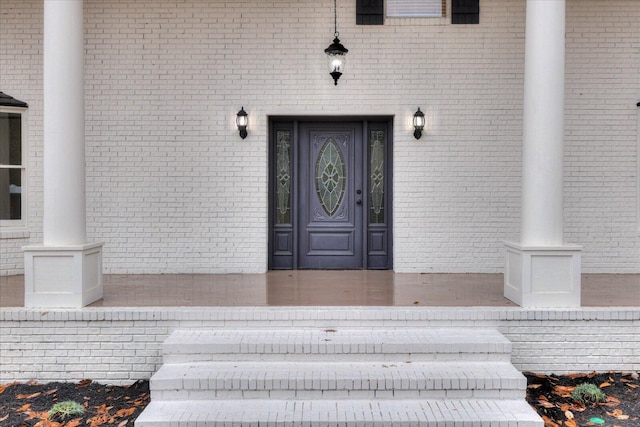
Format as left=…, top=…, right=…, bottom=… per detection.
left=571, top=383, right=606, bottom=404
left=48, top=400, right=85, bottom=421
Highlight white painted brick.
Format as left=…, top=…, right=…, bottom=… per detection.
left=1, top=0, right=638, bottom=275
left=1, top=307, right=639, bottom=384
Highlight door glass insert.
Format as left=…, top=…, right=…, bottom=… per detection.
left=315, top=137, right=345, bottom=217
left=369, top=130, right=385, bottom=223
left=275, top=130, right=292, bottom=224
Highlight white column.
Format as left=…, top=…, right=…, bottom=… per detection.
left=42, top=0, right=87, bottom=246
left=24, top=0, right=103, bottom=308
left=521, top=0, right=565, bottom=246
left=504, top=0, right=581, bottom=307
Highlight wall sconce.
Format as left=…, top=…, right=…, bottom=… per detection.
left=413, top=108, right=425, bottom=139
left=236, top=107, right=248, bottom=139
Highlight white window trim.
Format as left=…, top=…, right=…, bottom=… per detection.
left=0, top=106, right=28, bottom=231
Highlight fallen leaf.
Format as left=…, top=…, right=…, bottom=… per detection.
left=565, top=410, right=574, bottom=420
left=65, top=419, right=82, bottom=427
left=17, top=403, right=32, bottom=412
left=601, top=396, right=621, bottom=407
left=538, top=400, right=556, bottom=409
left=566, top=373, right=588, bottom=379
left=528, top=384, right=542, bottom=389
left=626, top=383, right=638, bottom=389
left=44, top=388, right=58, bottom=396
left=0, top=415, right=8, bottom=422
left=560, top=403, right=570, bottom=411
left=34, top=420, right=60, bottom=427
left=542, top=415, right=560, bottom=427
left=25, top=410, right=48, bottom=421
left=17, top=392, right=42, bottom=399
left=117, top=421, right=128, bottom=427
left=607, top=409, right=629, bottom=420
left=569, top=402, right=587, bottom=412
left=564, top=420, right=577, bottom=427
left=115, top=407, right=136, bottom=417
left=553, top=385, right=575, bottom=398
left=524, top=372, right=548, bottom=379
left=599, top=382, right=611, bottom=388
left=78, top=379, right=92, bottom=387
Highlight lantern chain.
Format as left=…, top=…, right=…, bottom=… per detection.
left=334, top=0, right=339, bottom=38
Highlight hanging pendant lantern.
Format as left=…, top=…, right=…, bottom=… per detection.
left=325, top=0, right=348, bottom=85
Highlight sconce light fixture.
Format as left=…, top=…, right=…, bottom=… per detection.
left=413, top=108, right=425, bottom=139
left=324, top=0, right=348, bottom=85
left=236, top=107, right=248, bottom=139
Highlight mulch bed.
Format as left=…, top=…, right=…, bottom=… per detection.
left=1, top=372, right=638, bottom=426
left=0, top=380, right=149, bottom=427
left=525, top=371, right=640, bottom=427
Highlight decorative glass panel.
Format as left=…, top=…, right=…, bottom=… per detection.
left=275, top=130, right=291, bottom=224
left=315, top=138, right=345, bottom=217
left=369, top=130, right=385, bottom=223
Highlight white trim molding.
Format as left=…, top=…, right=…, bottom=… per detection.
left=23, top=243, right=103, bottom=308
left=503, top=241, right=581, bottom=308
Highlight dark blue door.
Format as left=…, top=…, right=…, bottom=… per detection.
left=298, top=122, right=363, bottom=269
left=269, top=119, right=392, bottom=270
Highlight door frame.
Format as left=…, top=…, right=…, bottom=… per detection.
left=268, top=116, right=393, bottom=270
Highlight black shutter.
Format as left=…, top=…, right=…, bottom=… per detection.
left=452, top=0, right=479, bottom=24
left=356, top=0, right=384, bottom=25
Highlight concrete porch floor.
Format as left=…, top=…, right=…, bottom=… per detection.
left=0, top=272, right=638, bottom=307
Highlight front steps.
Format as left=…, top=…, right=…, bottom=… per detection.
left=135, top=328, right=542, bottom=426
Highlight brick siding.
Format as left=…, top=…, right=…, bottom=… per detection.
left=0, top=0, right=638, bottom=275
left=1, top=307, right=638, bottom=384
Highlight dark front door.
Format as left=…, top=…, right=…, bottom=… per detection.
left=298, top=122, right=363, bottom=269
left=269, top=118, right=392, bottom=270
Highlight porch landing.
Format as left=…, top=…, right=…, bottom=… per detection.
left=1, top=272, right=639, bottom=307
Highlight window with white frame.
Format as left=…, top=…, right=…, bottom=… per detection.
left=0, top=101, right=27, bottom=229
left=387, top=0, right=446, bottom=18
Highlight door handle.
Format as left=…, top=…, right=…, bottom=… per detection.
left=356, top=199, right=362, bottom=205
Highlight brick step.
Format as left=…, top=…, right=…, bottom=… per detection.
left=134, top=399, right=543, bottom=426
left=151, top=360, right=526, bottom=400
left=162, top=328, right=512, bottom=363
left=136, top=327, right=542, bottom=426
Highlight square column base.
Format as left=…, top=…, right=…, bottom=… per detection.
left=503, top=241, right=581, bottom=307
left=24, top=243, right=103, bottom=308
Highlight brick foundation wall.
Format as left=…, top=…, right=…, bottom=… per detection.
left=1, top=307, right=638, bottom=384
left=1, top=0, right=638, bottom=275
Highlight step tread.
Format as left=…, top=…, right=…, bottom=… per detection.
left=164, top=328, right=511, bottom=356
left=151, top=361, right=525, bottom=392
left=135, top=399, right=543, bottom=426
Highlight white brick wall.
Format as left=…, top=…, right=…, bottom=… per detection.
left=0, top=232, right=26, bottom=275
left=1, top=0, right=638, bottom=275
left=1, top=307, right=638, bottom=384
